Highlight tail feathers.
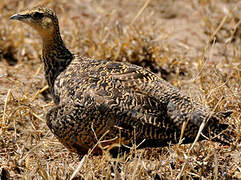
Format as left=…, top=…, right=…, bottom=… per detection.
left=209, top=123, right=233, bottom=145
left=209, top=110, right=234, bottom=145
left=205, top=115, right=235, bottom=146
left=216, top=110, right=233, bottom=119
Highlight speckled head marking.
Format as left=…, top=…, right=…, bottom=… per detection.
left=10, top=6, right=58, bottom=40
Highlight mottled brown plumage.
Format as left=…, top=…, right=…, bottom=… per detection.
left=10, top=7, right=233, bottom=155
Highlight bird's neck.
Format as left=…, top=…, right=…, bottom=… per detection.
left=42, top=31, right=73, bottom=94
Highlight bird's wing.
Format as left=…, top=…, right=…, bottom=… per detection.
left=78, top=62, right=186, bottom=142
left=84, top=61, right=231, bottom=143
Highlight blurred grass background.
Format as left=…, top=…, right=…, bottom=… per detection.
left=0, top=0, right=240, bottom=179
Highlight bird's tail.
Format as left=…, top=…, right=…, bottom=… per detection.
left=204, top=110, right=234, bottom=145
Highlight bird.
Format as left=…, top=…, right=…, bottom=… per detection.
left=9, top=7, right=233, bottom=156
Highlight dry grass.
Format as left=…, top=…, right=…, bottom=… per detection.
left=0, top=0, right=241, bottom=179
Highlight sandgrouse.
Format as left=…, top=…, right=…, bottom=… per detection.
left=10, top=7, right=233, bottom=155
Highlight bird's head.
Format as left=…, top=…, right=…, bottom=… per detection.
left=9, top=7, right=59, bottom=40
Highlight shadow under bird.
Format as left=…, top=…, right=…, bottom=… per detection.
left=9, top=7, right=234, bottom=156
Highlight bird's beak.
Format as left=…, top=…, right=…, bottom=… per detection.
left=9, top=14, right=26, bottom=21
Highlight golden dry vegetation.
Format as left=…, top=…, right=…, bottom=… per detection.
left=0, top=0, right=241, bottom=179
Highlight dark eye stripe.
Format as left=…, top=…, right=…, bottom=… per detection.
left=32, top=12, right=44, bottom=19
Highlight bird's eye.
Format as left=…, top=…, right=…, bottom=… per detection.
left=32, top=12, right=44, bottom=19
